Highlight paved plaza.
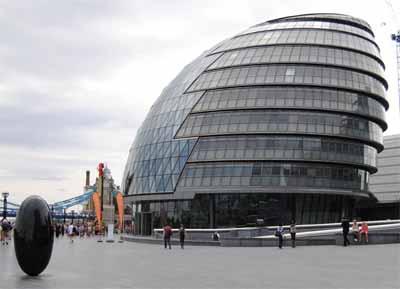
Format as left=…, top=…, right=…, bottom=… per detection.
left=0, top=237, right=399, bottom=289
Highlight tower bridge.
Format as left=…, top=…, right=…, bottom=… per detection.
left=1, top=165, right=125, bottom=230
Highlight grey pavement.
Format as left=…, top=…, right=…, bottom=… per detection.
left=0, top=236, right=399, bottom=289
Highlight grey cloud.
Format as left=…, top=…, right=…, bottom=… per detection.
left=32, top=176, right=67, bottom=181
left=0, top=95, right=109, bottom=148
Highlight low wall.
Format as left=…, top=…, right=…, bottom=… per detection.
left=122, top=235, right=220, bottom=246
left=220, top=232, right=400, bottom=247
left=122, top=232, right=400, bottom=247
left=152, top=220, right=400, bottom=241
left=221, top=238, right=335, bottom=247
left=335, top=232, right=400, bottom=245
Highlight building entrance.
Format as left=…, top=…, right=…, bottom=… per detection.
left=135, top=212, right=153, bottom=235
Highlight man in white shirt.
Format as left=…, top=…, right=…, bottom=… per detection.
left=67, top=223, right=75, bottom=243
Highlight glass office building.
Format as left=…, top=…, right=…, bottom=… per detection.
left=122, top=13, right=388, bottom=234
left=364, top=134, right=400, bottom=219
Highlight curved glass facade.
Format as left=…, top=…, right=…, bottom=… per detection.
left=240, top=20, right=376, bottom=41
left=178, top=162, right=369, bottom=192
left=177, top=110, right=383, bottom=147
left=211, top=29, right=381, bottom=60
left=209, top=46, right=385, bottom=80
left=188, top=65, right=386, bottom=102
left=192, top=87, right=386, bottom=127
left=123, top=14, right=388, bottom=230
left=189, top=136, right=377, bottom=170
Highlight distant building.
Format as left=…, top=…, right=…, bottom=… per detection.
left=366, top=134, right=400, bottom=218
left=122, top=13, right=391, bottom=234
left=83, top=166, right=119, bottom=217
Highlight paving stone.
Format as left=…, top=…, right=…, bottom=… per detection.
left=0, top=237, right=399, bottom=288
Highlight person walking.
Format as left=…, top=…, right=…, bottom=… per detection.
left=55, top=224, right=60, bottom=238
left=275, top=223, right=284, bottom=249
left=360, top=221, right=369, bottom=243
left=179, top=224, right=186, bottom=249
left=290, top=220, right=296, bottom=248
left=68, top=223, right=75, bottom=243
left=212, top=231, right=220, bottom=241
left=1, top=220, right=7, bottom=245
left=163, top=223, right=172, bottom=249
left=79, top=224, right=85, bottom=238
left=1, top=220, right=11, bottom=245
left=352, top=219, right=360, bottom=242
left=341, top=217, right=350, bottom=246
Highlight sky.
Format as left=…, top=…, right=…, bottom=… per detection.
left=1, top=0, right=399, bottom=206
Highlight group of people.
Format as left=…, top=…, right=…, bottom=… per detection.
left=0, top=219, right=12, bottom=245
left=274, top=219, right=369, bottom=249
left=162, top=221, right=298, bottom=249
left=163, top=220, right=373, bottom=250
left=275, top=220, right=297, bottom=249
left=341, top=218, right=369, bottom=246
left=163, top=224, right=225, bottom=249
left=53, top=222, right=98, bottom=242
left=162, top=223, right=186, bottom=249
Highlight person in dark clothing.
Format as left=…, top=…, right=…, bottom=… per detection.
left=163, top=224, right=172, bottom=249
left=276, top=223, right=284, bottom=249
left=55, top=224, right=60, bottom=238
left=1, top=220, right=11, bottom=245
left=212, top=231, right=220, bottom=241
left=179, top=224, right=186, bottom=249
left=290, top=220, right=296, bottom=248
left=341, top=217, right=350, bottom=246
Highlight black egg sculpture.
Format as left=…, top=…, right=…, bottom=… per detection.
left=14, top=195, right=54, bottom=276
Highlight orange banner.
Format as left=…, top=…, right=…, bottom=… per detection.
left=116, top=192, right=124, bottom=231
left=92, top=192, right=101, bottom=229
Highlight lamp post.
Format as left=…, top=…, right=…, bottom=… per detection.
left=71, top=210, right=75, bottom=224
left=2, top=192, right=9, bottom=220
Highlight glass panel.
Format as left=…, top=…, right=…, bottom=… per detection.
left=189, top=65, right=386, bottom=101
left=191, top=87, right=386, bottom=123
left=211, top=29, right=380, bottom=60
left=209, top=46, right=384, bottom=77
left=189, top=135, right=377, bottom=169
left=178, top=162, right=369, bottom=192
left=177, top=110, right=383, bottom=147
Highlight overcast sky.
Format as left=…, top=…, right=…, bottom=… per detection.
left=1, top=0, right=399, bottom=206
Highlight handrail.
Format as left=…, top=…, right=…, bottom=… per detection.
left=153, top=219, right=400, bottom=233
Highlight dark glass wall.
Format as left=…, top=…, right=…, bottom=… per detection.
left=134, top=193, right=353, bottom=230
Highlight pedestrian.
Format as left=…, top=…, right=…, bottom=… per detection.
left=61, top=223, right=65, bottom=237
left=79, top=224, right=85, bottom=238
left=1, top=221, right=6, bottom=245
left=179, top=224, right=186, bottom=249
left=68, top=223, right=75, bottom=243
left=352, top=219, right=359, bottom=242
left=87, top=224, right=93, bottom=237
left=275, top=223, right=284, bottom=249
left=290, top=220, right=296, bottom=248
left=73, top=224, right=78, bottom=238
left=55, top=224, right=60, bottom=238
left=360, top=221, right=369, bottom=243
left=212, top=231, right=220, bottom=241
left=341, top=217, right=350, bottom=246
left=163, top=223, right=172, bottom=249
left=1, top=220, right=11, bottom=245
